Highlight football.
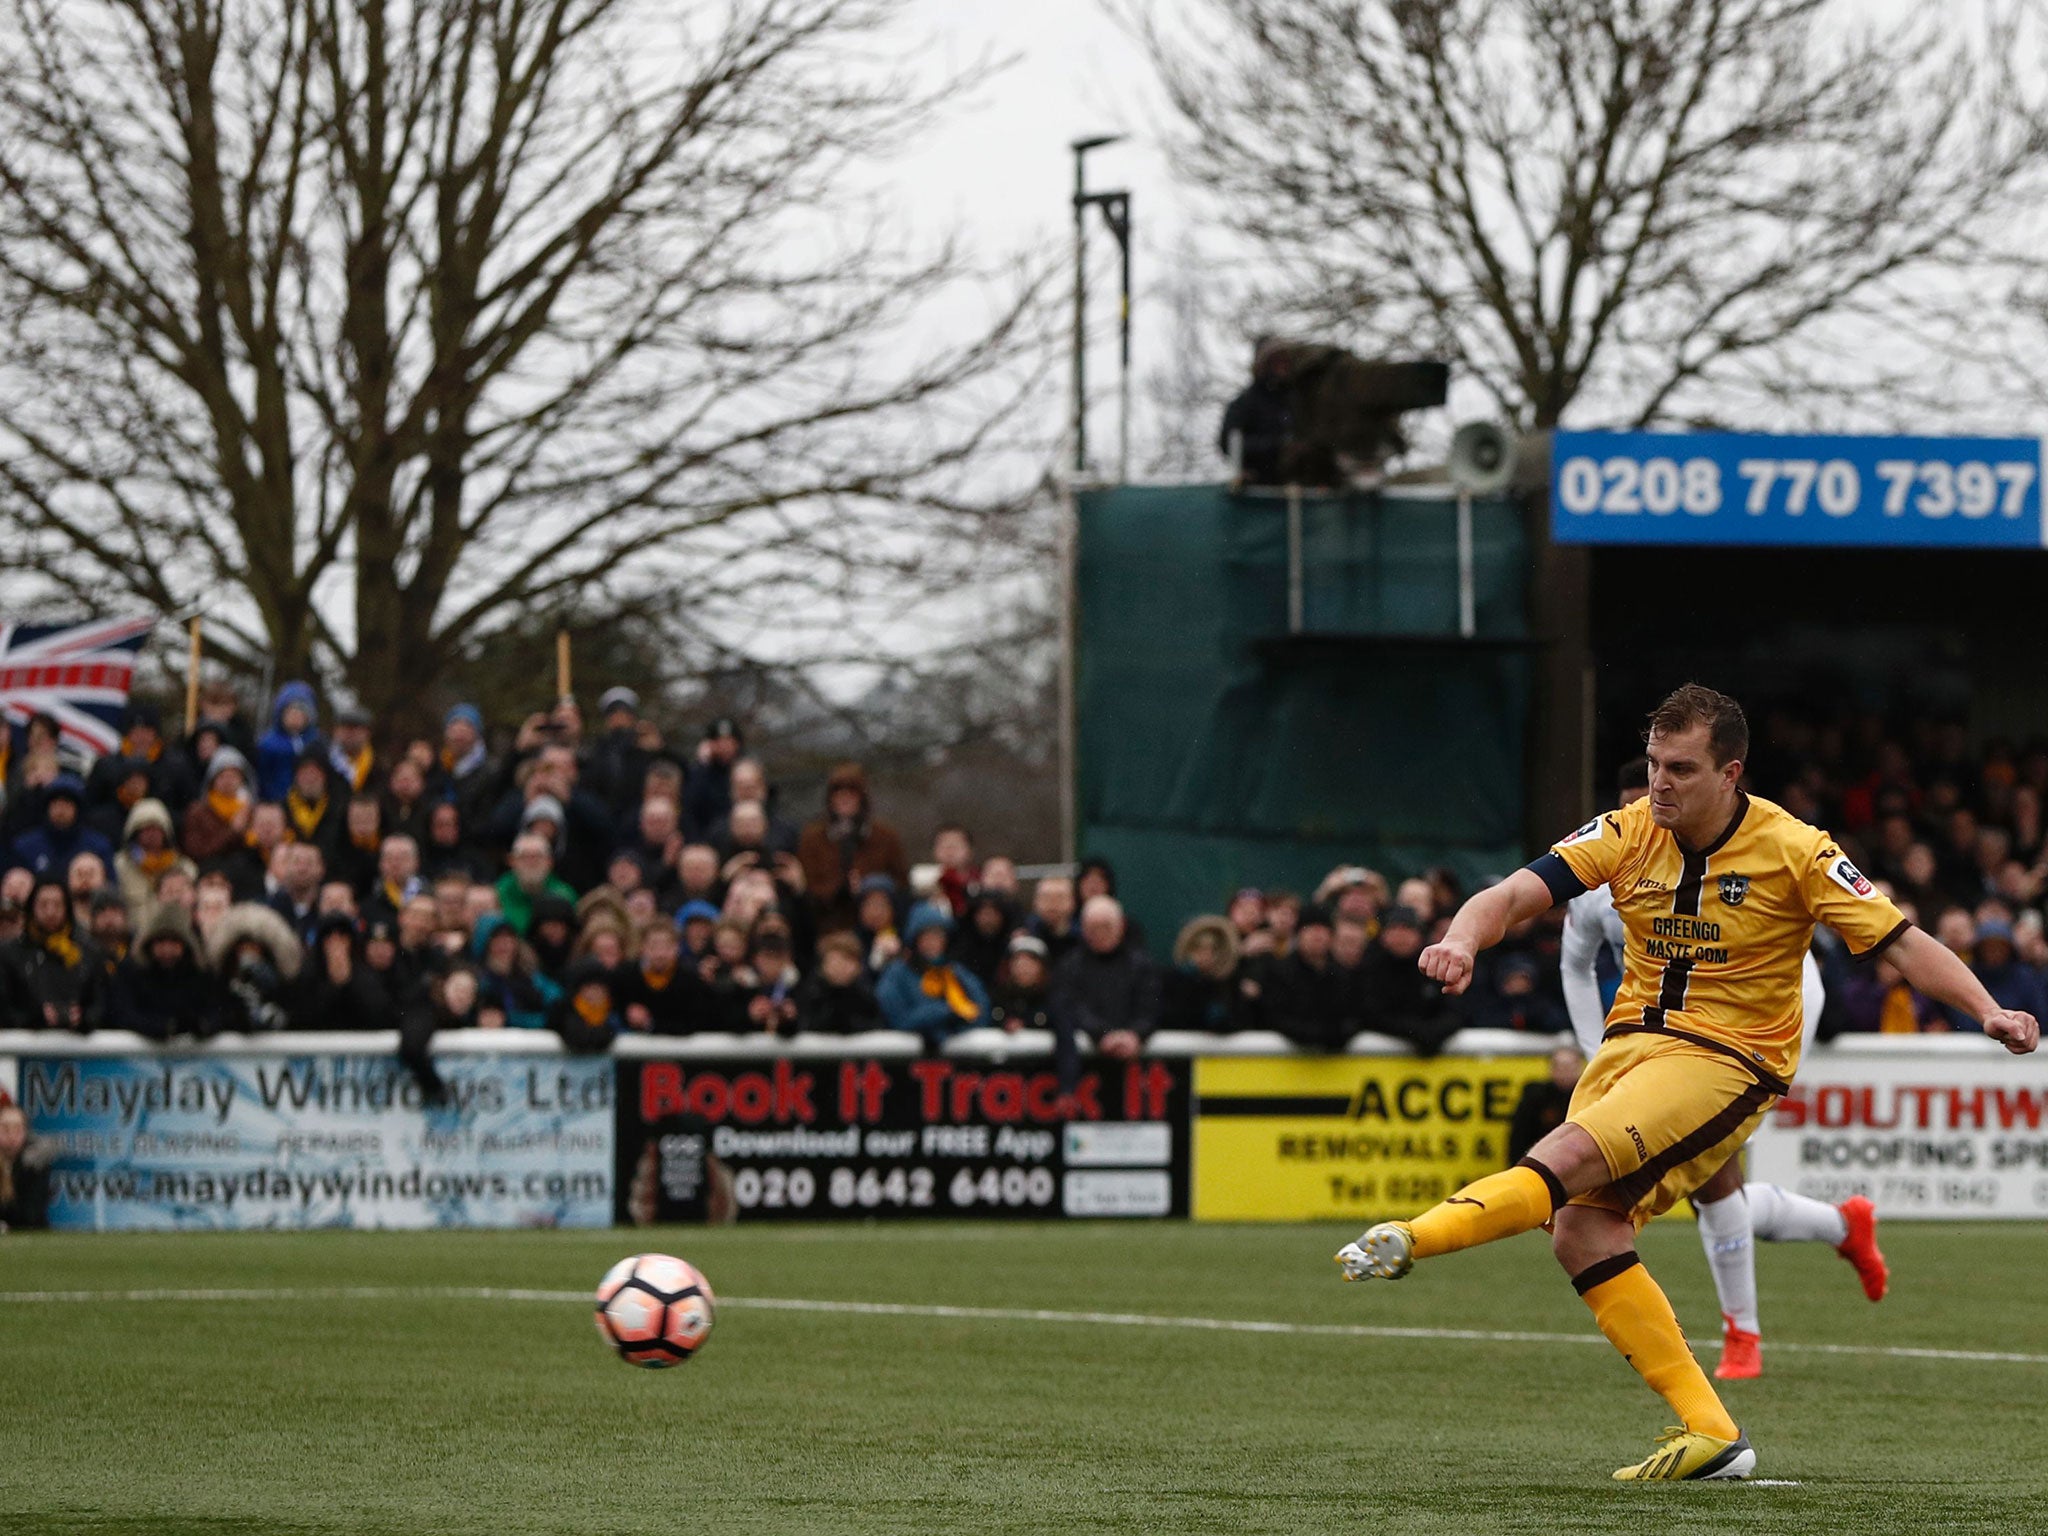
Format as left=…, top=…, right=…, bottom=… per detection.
left=593, top=1253, right=716, bottom=1368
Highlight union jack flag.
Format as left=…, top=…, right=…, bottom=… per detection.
left=0, top=615, right=158, bottom=757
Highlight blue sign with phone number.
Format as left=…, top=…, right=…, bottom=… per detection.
left=1550, top=431, right=2044, bottom=548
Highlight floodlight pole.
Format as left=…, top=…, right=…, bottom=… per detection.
left=1097, top=192, right=1134, bottom=485
left=1075, top=189, right=1134, bottom=483
left=1070, top=136, right=1124, bottom=479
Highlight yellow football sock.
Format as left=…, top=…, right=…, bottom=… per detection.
left=1575, top=1254, right=1738, bottom=1440
left=1407, top=1163, right=1559, bottom=1259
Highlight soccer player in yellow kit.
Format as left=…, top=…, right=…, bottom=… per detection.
left=1335, top=686, right=2040, bottom=1481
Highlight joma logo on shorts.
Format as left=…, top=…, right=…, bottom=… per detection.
left=1625, top=1124, right=1648, bottom=1159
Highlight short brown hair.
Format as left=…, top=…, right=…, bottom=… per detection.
left=819, top=932, right=863, bottom=963
left=1645, top=684, right=1748, bottom=768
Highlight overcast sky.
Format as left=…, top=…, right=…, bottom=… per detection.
left=877, top=0, right=2011, bottom=466
left=890, top=0, right=1213, bottom=474
left=900, top=0, right=1183, bottom=258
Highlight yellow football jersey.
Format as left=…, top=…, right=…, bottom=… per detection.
left=1548, top=792, right=1907, bottom=1086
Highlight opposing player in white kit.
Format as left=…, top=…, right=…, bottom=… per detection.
left=1560, top=758, right=1889, bottom=1380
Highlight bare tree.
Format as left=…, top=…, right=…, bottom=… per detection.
left=1130, top=0, right=2048, bottom=431
left=0, top=0, right=1050, bottom=727
left=1140, top=232, right=1239, bottom=480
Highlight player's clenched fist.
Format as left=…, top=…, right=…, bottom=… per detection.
left=1983, top=1010, right=2040, bottom=1055
left=1419, top=937, right=1477, bottom=995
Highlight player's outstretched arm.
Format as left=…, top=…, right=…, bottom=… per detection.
left=1886, top=925, right=2040, bottom=1055
left=1419, top=868, right=1557, bottom=997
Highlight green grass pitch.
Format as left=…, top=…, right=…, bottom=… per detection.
left=2, top=1220, right=2044, bottom=1535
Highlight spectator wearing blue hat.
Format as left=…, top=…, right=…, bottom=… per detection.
left=1952, top=915, right=2045, bottom=1031
left=853, top=873, right=902, bottom=976
left=433, top=703, right=495, bottom=822
left=676, top=898, right=722, bottom=970
left=256, top=681, right=322, bottom=802
left=7, top=774, right=113, bottom=882
left=876, top=904, right=988, bottom=1048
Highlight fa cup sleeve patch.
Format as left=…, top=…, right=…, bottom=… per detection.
left=1556, top=816, right=1607, bottom=849
left=1826, top=854, right=1876, bottom=899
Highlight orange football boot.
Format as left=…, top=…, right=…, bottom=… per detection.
left=1713, top=1313, right=1762, bottom=1381
left=1835, top=1195, right=1889, bottom=1302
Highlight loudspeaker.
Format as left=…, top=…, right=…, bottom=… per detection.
left=1447, top=421, right=1516, bottom=495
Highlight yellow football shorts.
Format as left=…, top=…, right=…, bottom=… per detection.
left=1565, top=1029, right=1782, bottom=1227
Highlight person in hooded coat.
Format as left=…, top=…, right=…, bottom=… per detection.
left=852, top=874, right=903, bottom=977
left=88, top=701, right=197, bottom=817
left=471, top=915, right=560, bottom=1029
left=83, top=756, right=157, bottom=847
left=7, top=774, right=113, bottom=883
left=291, top=912, right=392, bottom=1031
left=256, top=680, right=323, bottom=802
left=525, top=894, right=578, bottom=983
left=875, top=904, right=988, bottom=1049
left=205, top=901, right=304, bottom=1032
left=113, top=798, right=197, bottom=930
left=797, top=762, right=909, bottom=934
left=106, top=904, right=222, bottom=1040
left=1163, top=914, right=1258, bottom=1033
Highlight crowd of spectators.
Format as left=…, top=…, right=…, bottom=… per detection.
left=0, top=687, right=2033, bottom=1091
left=1759, top=714, right=2048, bottom=1037
left=0, top=682, right=1562, bottom=1083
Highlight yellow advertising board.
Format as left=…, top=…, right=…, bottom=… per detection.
left=1193, top=1054, right=1552, bottom=1222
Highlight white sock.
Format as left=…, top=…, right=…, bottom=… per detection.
left=1694, top=1188, right=1759, bottom=1335
left=1745, top=1182, right=1848, bottom=1245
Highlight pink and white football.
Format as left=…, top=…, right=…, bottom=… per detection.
left=594, top=1253, right=716, bottom=1368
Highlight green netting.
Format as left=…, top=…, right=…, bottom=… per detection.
left=1075, top=484, right=1530, bottom=944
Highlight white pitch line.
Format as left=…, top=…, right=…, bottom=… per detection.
left=0, top=1286, right=590, bottom=1304
left=0, top=1287, right=2042, bottom=1368
left=718, top=1297, right=2048, bottom=1365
